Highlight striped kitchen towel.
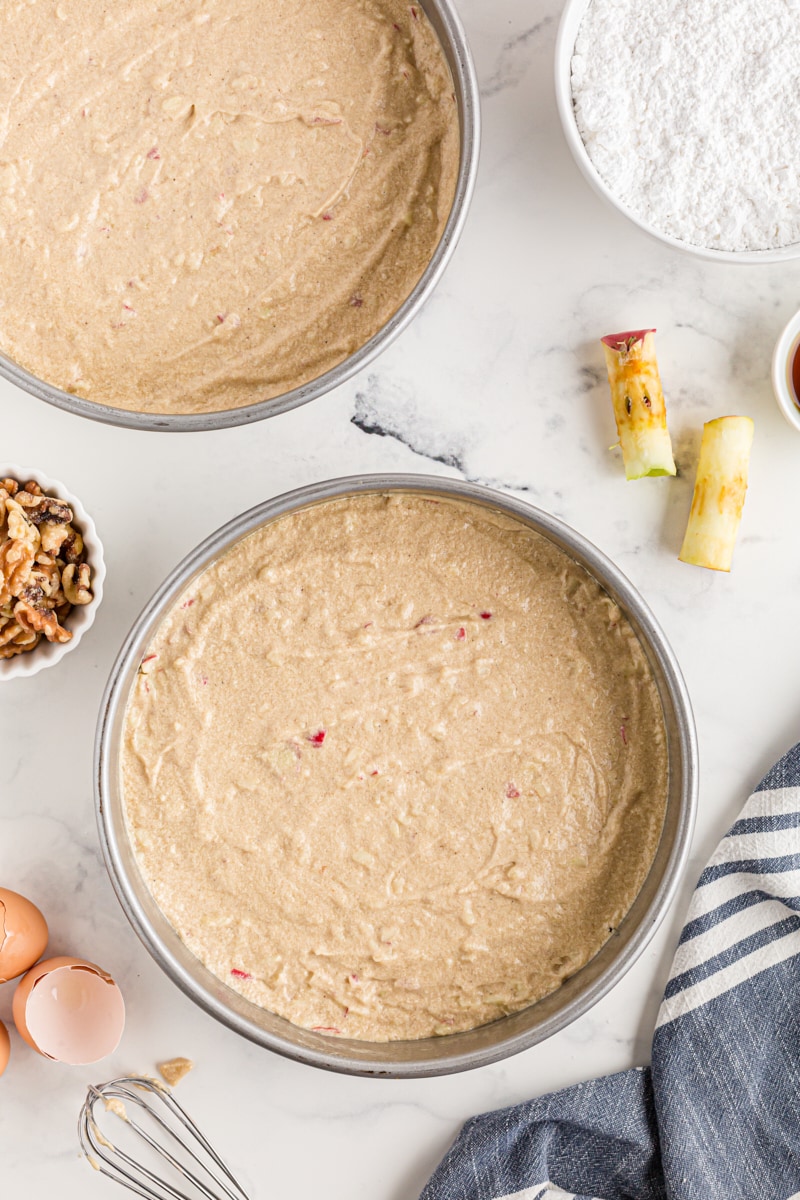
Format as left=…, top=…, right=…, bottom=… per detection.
left=421, top=743, right=800, bottom=1200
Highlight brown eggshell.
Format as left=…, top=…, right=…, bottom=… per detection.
left=13, top=956, right=125, bottom=1065
left=0, top=888, right=48, bottom=983
left=0, top=1020, right=9, bottom=1077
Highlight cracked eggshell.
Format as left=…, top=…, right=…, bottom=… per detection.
left=0, top=1020, right=9, bottom=1077
left=12, top=956, right=125, bottom=1065
left=0, top=887, right=48, bottom=982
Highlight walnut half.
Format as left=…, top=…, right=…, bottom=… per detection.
left=14, top=600, right=72, bottom=644
left=63, top=562, right=92, bottom=606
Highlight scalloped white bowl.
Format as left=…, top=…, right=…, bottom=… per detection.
left=0, top=464, right=105, bottom=681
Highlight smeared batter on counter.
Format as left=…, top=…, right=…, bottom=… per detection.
left=0, top=1, right=458, bottom=413
left=122, top=494, right=668, bottom=1041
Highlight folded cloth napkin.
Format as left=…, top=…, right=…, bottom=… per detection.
left=421, top=743, right=800, bottom=1200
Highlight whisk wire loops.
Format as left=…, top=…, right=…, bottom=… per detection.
left=79, top=1076, right=250, bottom=1200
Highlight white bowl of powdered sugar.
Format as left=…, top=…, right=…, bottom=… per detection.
left=555, top=0, right=800, bottom=262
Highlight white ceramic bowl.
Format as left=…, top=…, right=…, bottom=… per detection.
left=0, top=464, right=105, bottom=681
left=771, top=310, right=800, bottom=433
left=554, top=0, right=800, bottom=264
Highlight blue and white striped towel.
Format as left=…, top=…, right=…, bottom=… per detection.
left=422, top=743, right=800, bottom=1200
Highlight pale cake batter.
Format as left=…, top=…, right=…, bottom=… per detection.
left=122, top=493, right=668, bottom=1041
left=0, top=1, right=458, bottom=413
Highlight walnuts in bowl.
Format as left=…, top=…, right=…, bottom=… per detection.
left=0, top=477, right=93, bottom=659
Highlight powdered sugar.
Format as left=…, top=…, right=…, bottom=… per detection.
left=571, top=0, right=800, bottom=252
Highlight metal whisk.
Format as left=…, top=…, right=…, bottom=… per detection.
left=79, top=1076, right=251, bottom=1200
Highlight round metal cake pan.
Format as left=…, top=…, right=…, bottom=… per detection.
left=95, top=474, right=698, bottom=1077
left=0, top=1, right=480, bottom=432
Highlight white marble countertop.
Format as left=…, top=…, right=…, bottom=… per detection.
left=2, top=0, right=800, bottom=1194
